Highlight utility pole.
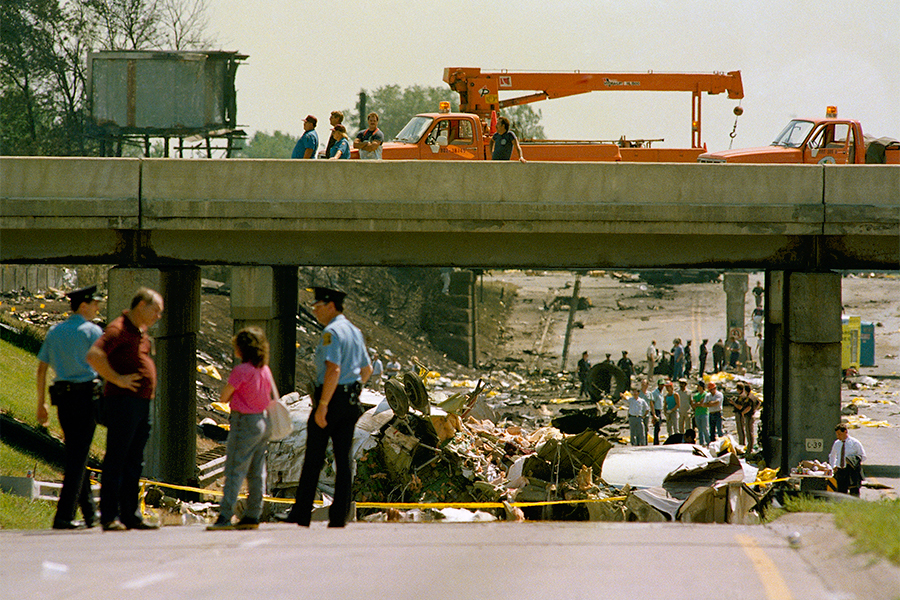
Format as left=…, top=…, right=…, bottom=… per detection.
left=560, top=272, right=582, bottom=372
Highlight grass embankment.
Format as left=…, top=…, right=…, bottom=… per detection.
left=0, top=338, right=104, bottom=528
left=776, top=495, right=900, bottom=566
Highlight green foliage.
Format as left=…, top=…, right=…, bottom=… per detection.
left=0, top=443, right=63, bottom=480
left=775, top=495, right=900, bottom=566
left=0, top=0, right=213, bottom=156
left=0, top=491, right=56, bottom=530
left=0, top=338, right=108, bottom=455
left=0, top=313, right=46, bottom=354
left=834, top=499, right=900, bottom=565
left=347, top=85, right=459, bottom=140
left=235, top=130, right=298, bottom=159
left=502, top=105, right=545, bottom=140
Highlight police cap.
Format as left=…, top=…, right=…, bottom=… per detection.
left=67, top=285, right=102, bottom=308
left=309, top=286, right=346, bottom=305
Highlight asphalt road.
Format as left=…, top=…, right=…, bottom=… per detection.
left=2, top=519, right=889, bottom=600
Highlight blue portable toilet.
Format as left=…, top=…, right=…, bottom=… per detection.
left=860, top=321, right=875, bottom=367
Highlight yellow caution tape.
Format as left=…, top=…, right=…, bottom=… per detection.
left=746, top=477, right=792, bottom=487
left=90, top=467, right=630, bottom=511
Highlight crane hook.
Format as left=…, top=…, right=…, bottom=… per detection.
left=728, top=104, right=743, bottom=149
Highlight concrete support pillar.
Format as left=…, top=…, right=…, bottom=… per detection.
left=762, top=271, right=841, bottom=473
left=230, top=266, right=298, bottom=397
left=107, top=266, right=200, bottom=485
left=723, top=272, right=749, bottom=342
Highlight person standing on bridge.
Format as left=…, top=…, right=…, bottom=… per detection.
left=324, top=111, right=344, bottom=158
left=489, top=116, right=526, bottom=162
left=36, top=285, right=104, bottom=529
left=87, top=287, right=163, bottom=531
left=328, top=125, right=351, bottom=159
left=354, top=112, right=384, bottom=159
left=292, top=115, right=319, bottom=159
left=286, top=287, right=372, bottom=527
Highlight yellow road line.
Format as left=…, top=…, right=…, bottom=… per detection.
left=735, top=534, right=794, bottom=600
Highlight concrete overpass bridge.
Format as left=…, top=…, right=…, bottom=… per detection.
left=2, top=157, right=898, bottom=486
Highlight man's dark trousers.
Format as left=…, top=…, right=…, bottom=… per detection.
left=100, top=396, right=150, bottom=525
left=55, top=391, right=97, bottom=524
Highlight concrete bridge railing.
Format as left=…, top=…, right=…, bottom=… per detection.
left=2, top=157, right=897, bottom=269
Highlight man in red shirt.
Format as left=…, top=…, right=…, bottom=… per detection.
left=87, top=287, right=163, bottom=531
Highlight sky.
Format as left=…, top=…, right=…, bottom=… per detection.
left=207, top=0, right=899, bottom=150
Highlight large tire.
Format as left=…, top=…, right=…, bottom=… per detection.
left=403, top=372, right=430, bottom=415
left=587, top=363, right=627, bottom=402
left=384, top=379, right=409, bottom=417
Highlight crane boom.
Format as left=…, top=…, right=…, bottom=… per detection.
left=443, top=67, right=744, bottom=148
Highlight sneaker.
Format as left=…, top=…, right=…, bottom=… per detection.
left=206, top=518, right=234, bottom=531
left=234, top=517, right=259, bottom=530
left=101, top=519, right=127, bottom=531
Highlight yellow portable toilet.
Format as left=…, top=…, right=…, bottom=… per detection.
left=841, top=316, right=861, bottom=371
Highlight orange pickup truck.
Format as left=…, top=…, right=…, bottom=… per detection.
left=698, top=109, right=899, bottom=164
left=363, top=110, right=624, bottom=161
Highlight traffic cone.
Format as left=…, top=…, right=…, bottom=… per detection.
left=489, top=110, right=497, bottom=136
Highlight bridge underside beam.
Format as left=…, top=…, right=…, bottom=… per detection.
left=3, top=229, right=895, bottom=271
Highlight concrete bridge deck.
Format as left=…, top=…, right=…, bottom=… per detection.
left=1, top=157, right=897, bottom=269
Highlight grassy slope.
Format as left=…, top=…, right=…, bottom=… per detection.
left=778, top=495, right=900, bottom=566
left=0, top=339, right=107, bottom=462
left=0, top=339, right=102, bottom=529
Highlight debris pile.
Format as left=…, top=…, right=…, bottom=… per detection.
left=260, top=370, right=771, bottom=523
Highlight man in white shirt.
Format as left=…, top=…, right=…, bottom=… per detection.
left=627, top=388, right=650, bottom=446
left=828, top=423, right=867, bottom=496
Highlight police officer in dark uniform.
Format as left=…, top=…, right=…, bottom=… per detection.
left=36, top=285, right=104, bottom=529
left=287, top=287, right=372, bottom=527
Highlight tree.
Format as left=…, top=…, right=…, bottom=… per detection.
left=502, top=105, right=545, bottom=140
left=346, top=85, right=458, bottom=140
left=235, top=130, right=297, bottom=159
left=1, top=0, right=214, bottom=156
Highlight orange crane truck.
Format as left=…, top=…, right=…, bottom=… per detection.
left=358, top=68, right=744, bottom=162
left=698, top=107, right=899, bottom=164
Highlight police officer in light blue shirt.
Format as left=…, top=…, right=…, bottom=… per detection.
left=36, top=285, right=104, bottom=529
left=288, top=286, right=372, bottom=527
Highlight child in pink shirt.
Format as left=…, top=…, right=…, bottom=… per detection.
left=208, top=327, right=276, bottom=530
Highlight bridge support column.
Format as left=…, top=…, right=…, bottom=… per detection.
left=230, top=266, right=298, bottom=396
left=762, top=271, right=841, bottom=473
left=723, top=273, right=749, bottom=364
left=107, top=266, right=200, bottom=485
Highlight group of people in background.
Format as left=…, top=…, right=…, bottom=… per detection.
left=626, top=375, right=756, bottom=451
left=292, top=111, right=384, bottom=160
